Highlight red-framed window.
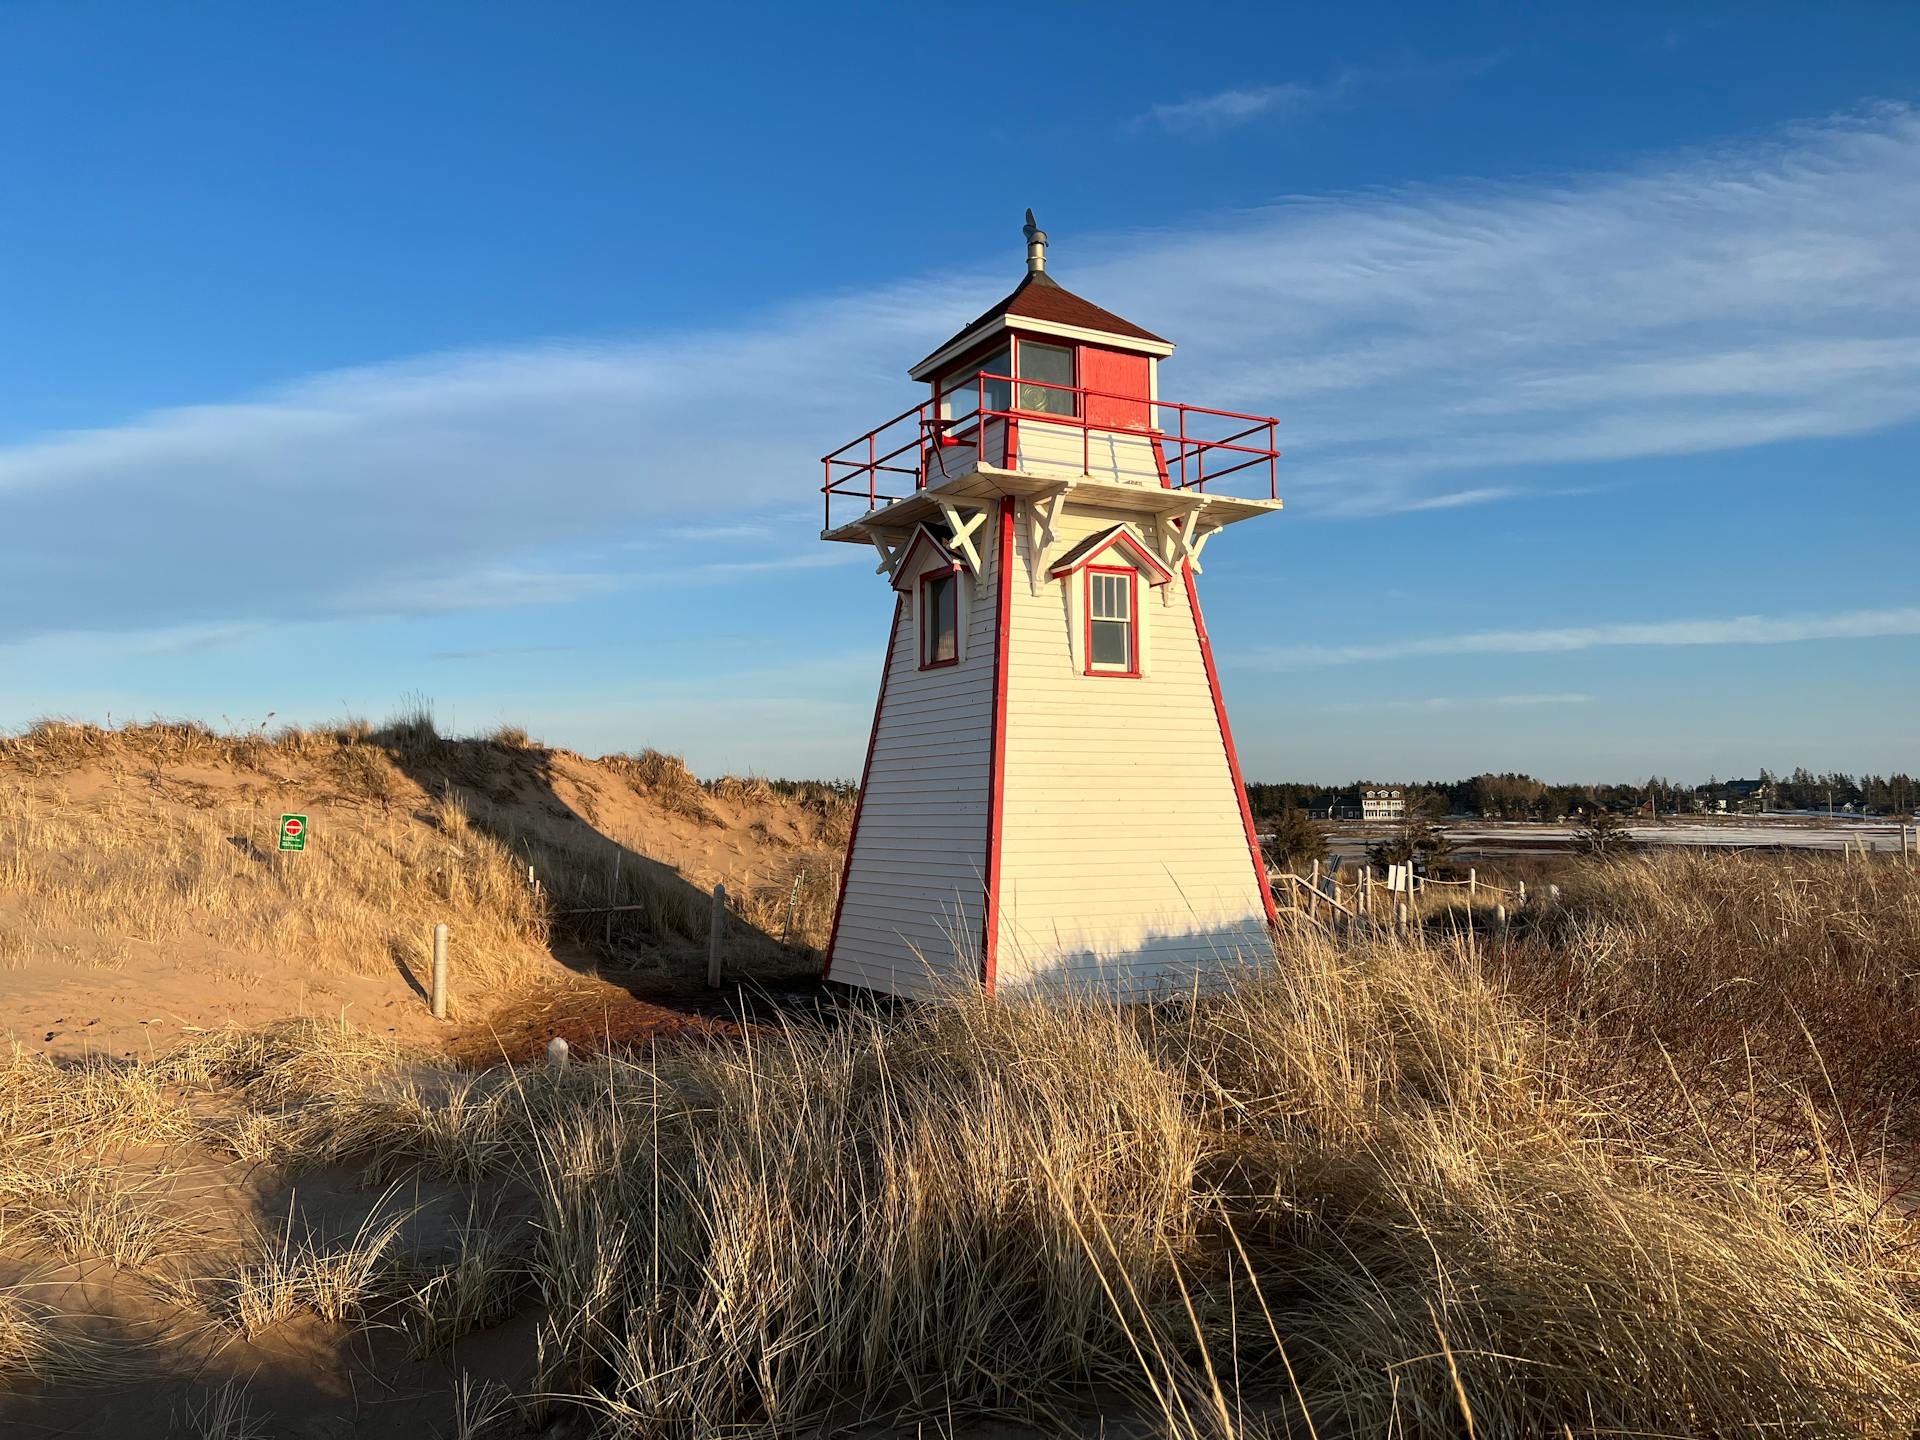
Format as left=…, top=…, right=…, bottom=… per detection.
left=1013, top=337, right=1076, bottom=417
left=920, top=567, right=960, bottom=669
left=1084, top=566, right=1139, bottom=677
left=937, top=346, right=1010, bottom=428
left=934, top=336, right=1079, bottom=424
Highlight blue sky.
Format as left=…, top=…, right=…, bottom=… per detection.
left=2, top=0, right=1917, bottom=782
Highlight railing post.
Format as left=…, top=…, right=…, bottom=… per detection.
left=1269, top=421, right=1277, bottom=499
left=867, top=432, right=876, bottom=508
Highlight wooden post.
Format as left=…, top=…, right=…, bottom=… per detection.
left=707, top=882, right=727, bottom=989
left=606, top=851, right=621, bottom=949
left=1495, top=903, right=1507, bottom=928
left=1396, top=902, right=1408, bottom=933
left=431, top=923, right=448, bottom=1020
left=783, top=869, right=805, bottom=947
left=1468, top=867, right=1477, bottom=898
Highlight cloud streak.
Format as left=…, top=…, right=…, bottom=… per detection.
left=1258, top=606, right=1920, bottom=668
left=1142, top=79, right=1342, bottom=134
left=1, top=106, right=1918, bottom=643
left=1320, top=692, right=1593, bottom=713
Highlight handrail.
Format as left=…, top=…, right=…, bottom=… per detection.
left=820, top=370, right=1281, bottom=530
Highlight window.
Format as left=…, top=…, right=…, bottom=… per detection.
left=1017, top=341, right=1076, bottom=416
left=1086, top=569, right=1137, bottom=675
left=939, top=347, right=1010, bottom=426
left=920, top=569, right=959, bottom=668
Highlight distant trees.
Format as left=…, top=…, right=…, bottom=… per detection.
left=1242, top=768, right=1919, bottom=822
left=1471, top=772, right=1546, bottom=820
left=1263, top=805, right=1329, bottom=871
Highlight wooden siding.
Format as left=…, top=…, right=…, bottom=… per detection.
left=825, top=505, right=1002, bottom=998
left=994, top=501, right=1275, bottom=998
left=1012, top=418, right=1163, bottom=488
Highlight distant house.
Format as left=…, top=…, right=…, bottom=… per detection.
left=1718, top=778, right=1771, bottom=814
left=1362, top=788, right=1406, bottom=822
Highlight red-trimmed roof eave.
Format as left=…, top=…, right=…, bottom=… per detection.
left=908, top=273, right=1170, bottom=378
left=888, top=524, right=961, bottom=592
left=1047, top=524, right=1175, bottom=585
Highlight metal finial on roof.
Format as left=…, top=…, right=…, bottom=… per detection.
left=1023, top=208, right=1047, bottom=276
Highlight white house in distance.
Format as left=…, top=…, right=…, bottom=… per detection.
left=1362, top=789, right=1406, bottom=823
left=816, top=213, right=1283, bottom=1000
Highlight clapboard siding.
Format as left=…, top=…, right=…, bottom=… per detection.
left=1012, top=418, right=1163, bottom=487
left=993, top=500, right=1274, bottom=998
left=825, top=503, right=1003, bottom=997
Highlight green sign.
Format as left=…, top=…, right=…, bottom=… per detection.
left=278, top=814, right=308, bottom=852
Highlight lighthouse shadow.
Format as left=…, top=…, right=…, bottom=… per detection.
left=372, top=728, right=793, bottom=999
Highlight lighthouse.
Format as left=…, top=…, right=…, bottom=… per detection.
left=819, top=214, right=1283, bottom=1000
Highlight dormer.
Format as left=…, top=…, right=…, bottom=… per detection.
left=908, top=212, right=1173, bottom=439
left=1045, top=522, right=1175, bottom=679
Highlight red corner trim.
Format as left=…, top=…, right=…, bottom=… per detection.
left=823, top=594, right=902, bottom=981
left=981, top=498, right=1014, bottom=991
left=1183, top=563, right=1278, bottom=927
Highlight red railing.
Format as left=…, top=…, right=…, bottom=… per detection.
left=820, top=371, right=1280, bottom=529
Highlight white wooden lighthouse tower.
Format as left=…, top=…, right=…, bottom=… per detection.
left=819, top=214, right=1283, bottom=1000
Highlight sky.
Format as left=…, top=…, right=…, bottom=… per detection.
left=2, top=0, right=1917, bottom=784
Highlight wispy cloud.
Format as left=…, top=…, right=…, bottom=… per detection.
left=1, top=106, right=1917, bottom=643
left=1320, top=692, right=1593, bottom=713
left=1257, top=606, right=1920, bottom=668
left=1142, top=79, right=1343, bottom=135
left=1138, top=56, right=1501, bottom=136
left=430, top=644, right=575, bottom=662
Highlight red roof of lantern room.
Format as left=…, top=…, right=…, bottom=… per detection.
left=907, top=238, right=1173, bottom=381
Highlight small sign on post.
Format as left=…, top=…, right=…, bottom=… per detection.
left=278, top=814, right=308, bottom=852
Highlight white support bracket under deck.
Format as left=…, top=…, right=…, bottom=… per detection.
left=936, top=500, right=989, bottom=578
left=1158, top=497, right=1220, bottom=575
left=869, top=528, right=910, bottom=581
left=1024, top=482, right=1072, bottom=595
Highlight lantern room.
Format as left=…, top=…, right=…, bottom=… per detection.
left=816, top=213, right=1285, bottom=1002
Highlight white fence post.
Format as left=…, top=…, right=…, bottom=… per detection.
left=430, top=923, right=449, bottom=1020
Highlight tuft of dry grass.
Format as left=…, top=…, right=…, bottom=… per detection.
left=170, top=1378, right=269, bottom=1440
left=0, top=1165, right=188, bottom=1268
left=602, top=749, right=722, bottom=828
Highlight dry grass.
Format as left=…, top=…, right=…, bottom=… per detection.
left=171, top=1378, right=269, bottom=1439
left=0, top=1165, right=187, bottom=1268
left=5, top=851, right=1919, bottom=1434
left=602, top=749, right=723, bottom=828
left=0, top=782, right=549, bottom=993
left=50, top=855, right=1898, bottom=1436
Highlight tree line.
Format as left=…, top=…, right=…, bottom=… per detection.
left=1245, top=768, right=1920, bottom=822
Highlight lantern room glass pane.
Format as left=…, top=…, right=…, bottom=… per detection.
left=941, top=348, right=1010, bottom=424
left=1017, top=341, right=1075, bottom=415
